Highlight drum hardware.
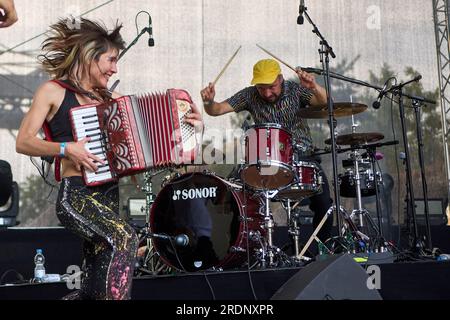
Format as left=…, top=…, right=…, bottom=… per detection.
left=259, top=189, right=280, bottom=267
left=136, top=169, right=173, bottom=276
left=347, top=149, right=375, bottom=231
left=248, top=188, right=307, bottom=268
left=338, top=115, right=385, bottom=249
left=284, top=199, right=302, bottom=257
left=296, top=205, right=366, bottom=261
left=249, top=230, right=263, bottom=242
left=238, top=215, right=254, bottom=222
left=230, top=246, right=246, bottom=253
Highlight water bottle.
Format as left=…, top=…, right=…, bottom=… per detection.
left=33, top=249, right=46, bottom=283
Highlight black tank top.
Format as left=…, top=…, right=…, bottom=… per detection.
left=47, top=81, right=81, bottom=142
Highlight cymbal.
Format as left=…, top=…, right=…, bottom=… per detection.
left=325, top=132, right=385, bottom=146
left=298, top=103, right=367, bottom=119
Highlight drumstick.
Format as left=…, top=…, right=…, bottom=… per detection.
left=212, top=45, right=242, bottom=86
left=256, top=44, right=297, bottom=72
left=292, top=201, right=301, bottom=210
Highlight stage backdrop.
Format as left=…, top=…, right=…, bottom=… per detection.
left=0, top=0, right=446, bottom=228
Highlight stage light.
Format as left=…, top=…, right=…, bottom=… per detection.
left=0, top=160, right=19, bottom=227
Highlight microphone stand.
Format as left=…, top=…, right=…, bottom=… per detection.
left=307, top=67, right=436, bottom=252
left=302, top=8, right=343, bottom=235
left=411, top=99, right=433, bottom=251
left=388, top=77, right=423, bottom=254
left=364, top=144, right=384, bottom=241
left=118, top=26, right=151, bottom=61
left=303, top=67, right=436, bottom=105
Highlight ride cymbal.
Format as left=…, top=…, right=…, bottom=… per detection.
left=298, top=102, right=368, bottom=119
left=324, top=132, right=385, bottom=145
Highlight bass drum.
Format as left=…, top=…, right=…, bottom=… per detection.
left=150, top=172, right=263, bottom=271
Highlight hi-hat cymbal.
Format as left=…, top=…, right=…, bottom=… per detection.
left=324, top=132, right=385, bottom=145
left=298, top=103, right=368, bottom=119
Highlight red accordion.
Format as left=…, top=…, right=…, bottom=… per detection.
left=70, top=89, right=199, bottom=186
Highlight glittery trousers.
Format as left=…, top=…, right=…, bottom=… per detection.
left=56, top=176, right=138, bottom=300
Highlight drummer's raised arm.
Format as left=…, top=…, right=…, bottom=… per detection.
left=296, top=68, right=327, bottom=107
left=308, top=84, right=328, bottom=107
left=200, top=82, right=234, bottom=116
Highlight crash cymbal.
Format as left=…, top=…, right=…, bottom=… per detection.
left=324, top=132, right=385, bottom=145
left=298, top=103, right=368, bottom=119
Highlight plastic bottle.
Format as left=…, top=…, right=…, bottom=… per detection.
left=33, top=249, right=46, bottom=283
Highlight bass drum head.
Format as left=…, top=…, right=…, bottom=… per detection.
left=150, top=172, right=260, bottom=272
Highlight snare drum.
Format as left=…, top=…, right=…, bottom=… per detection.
left=150, top=172, right=264, bottom=271
left=277, top=161, right=322, bottom=200
left=240, top=124, right=294, bottom=190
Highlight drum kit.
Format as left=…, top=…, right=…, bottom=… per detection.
left=134, top=102, right=397, bottom=275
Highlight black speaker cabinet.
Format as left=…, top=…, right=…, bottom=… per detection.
left=271, top=254, right=382, bottom=300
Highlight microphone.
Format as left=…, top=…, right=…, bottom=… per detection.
left=174, top=234, right=189, bottom=246
left=150, top=232, right=189, bottom=246
left=109, top=80, right=120, bottom=92
left=372, top=82, right=389, bottom=109
left=297, top=0, right=306, bottom=25
left=147, top=16, right=155, bottom=47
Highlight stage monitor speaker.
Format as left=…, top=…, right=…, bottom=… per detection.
left=124, top=198, right=146, bottom=228
left=414, top=198, right=448, bottom=226
left=271, top=254, right=382, bottom=300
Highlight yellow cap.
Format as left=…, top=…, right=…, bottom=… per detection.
left=251, top=59, right=281, bottom=85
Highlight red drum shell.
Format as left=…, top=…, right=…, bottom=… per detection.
left=277, top=161, right=322, bottom=200
left=241, top=124, right=294, bottom=190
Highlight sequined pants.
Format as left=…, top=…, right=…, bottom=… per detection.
left=56, top=176, right=138, bottom=300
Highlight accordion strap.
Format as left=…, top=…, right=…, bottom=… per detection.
left=51, top=79, right=88, bottom=96
left=51, top=79, right=111, bottom=101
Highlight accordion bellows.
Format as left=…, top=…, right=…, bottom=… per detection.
left=70, top=88, right=198, bottom=186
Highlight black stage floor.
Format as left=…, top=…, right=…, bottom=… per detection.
left=1, top=260, right=450, bottom=300
left=1, top=226, right=450, bottom=300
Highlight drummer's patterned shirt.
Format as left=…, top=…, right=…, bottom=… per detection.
left=226, top=80, right=314, bottom=152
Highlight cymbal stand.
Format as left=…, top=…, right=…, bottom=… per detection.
left=365, top=145, right=385, bottom=242
left=349, top=150, right=366, bottom=228
left=302, top=6, right=343, bottom=236
left=347, top=149, right=381, bottom=250
left=348, top=116, right=369, bottom=229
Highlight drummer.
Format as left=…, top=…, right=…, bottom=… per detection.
left=200, top=58, right=333, bottom=242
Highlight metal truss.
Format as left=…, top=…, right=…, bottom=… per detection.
left=433, top=0, right=450, bottom=206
